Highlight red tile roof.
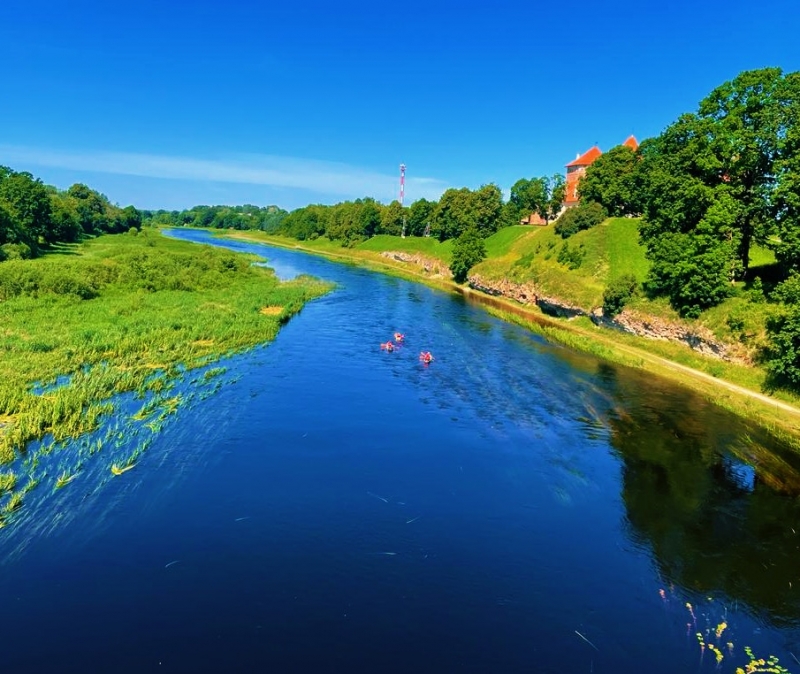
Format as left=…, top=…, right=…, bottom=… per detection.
left=565, top=146, right=602, bottom=168
left=622, top=135, right=639, bottom=150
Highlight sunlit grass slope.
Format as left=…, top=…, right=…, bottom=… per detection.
left=473, top=218, right=649, bottom=308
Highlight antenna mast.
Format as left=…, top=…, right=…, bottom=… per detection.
left=399, top=163, right=407, bottom=238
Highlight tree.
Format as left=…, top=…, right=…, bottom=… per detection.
left=429, top=185, right=503, bottom=241
left=554, top=201, right=606, bottom=238
left=506, top=175, right=565, bottom=226
left=638, top=68, right=800, bottom=313
left=48, top=194, right=82, bottom=242
left=449, top=227, right=486, bottom=283
left=279, top=205, right=326, bottom=240
left=506, top=177, right=547, bottom=224
left=67, top=183, right=112, bottom=235
left=380, top=200, right=405, bottom=236
left=603, top=274, right=639, bottom=317
left=772, top=71, right=800, bottom=273
left=430, top=188, right=474, bottom=241
left=764, top=273, right=800, bottom=390
left=119, top=205, right=142, bottom=231
left=579, top=145, right=640, bottom=216
left=0, top=167, right=52, bottom=251
left=356, top=199, right=382, bottom=239
left=471, top=183, right=503, bottom=237
left=407, top=198, right=434, bottom=236
left=538, top=174, right=566, bottom=224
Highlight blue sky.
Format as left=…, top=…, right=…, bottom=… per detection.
left=1, top=0, right=798, bottom=211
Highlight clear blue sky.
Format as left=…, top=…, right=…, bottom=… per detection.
left=1, top=0, right=798, bottom=211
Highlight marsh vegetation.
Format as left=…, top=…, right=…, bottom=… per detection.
left=0, top=230, right=330, bottom=527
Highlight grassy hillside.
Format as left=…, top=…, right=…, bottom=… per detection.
left=473, top=218, right=649, bottom=307
left=356, top=234, right=453, bottom=261
left=472, top=218, right=781, bottom=356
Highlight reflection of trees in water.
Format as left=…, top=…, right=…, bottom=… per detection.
left=595, top=362, right=800, bottom=627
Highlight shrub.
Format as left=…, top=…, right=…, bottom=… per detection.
left=450, top=227, right=486, bottom=283
left=556, top=241, right=585, bottom=270
left=765, top=307, right=800, bottom=389
left=554, top=202, right=606, bottom=238
left=771, top=273, right=800, bottom=305
left=1, top=242, right=32, bottom=260
left=603, top=274, right=638, bottom=317
left=726, top=312, right=746, bottom=333
left=748, top=276, right=765, bottom=303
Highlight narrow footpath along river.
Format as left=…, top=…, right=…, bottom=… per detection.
left=2, top=227, right=800, bottom=673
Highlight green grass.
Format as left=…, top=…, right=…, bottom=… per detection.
left=483, top=226, right=532, bottom=257
left=0, top=230, right=331, bottom=465
left=472, top=218, right=650, bottom=309
left=604, top=218, right=650, bottom=281
left=750, top=244, right=777, bottom=268
left=356, top=234, right=453, bottom=261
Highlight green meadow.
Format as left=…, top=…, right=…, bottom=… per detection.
left=0, top=229, right=330, bottom=522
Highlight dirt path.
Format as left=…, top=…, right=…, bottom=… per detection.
left=611, top=339, right=800, bottom=415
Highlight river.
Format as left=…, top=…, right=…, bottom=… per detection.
left=2, top=227, right=800, bottom=673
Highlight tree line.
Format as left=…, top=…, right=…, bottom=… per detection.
left=141, top=204, right=287, bottom=233
left=152, top=176, right=566, bottom=248
left=0, top=166, right=142, bottom=261
left=276, top=178, right=566, bottom=246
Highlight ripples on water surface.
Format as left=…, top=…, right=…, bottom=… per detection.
left=1, top=228, right=800, bottom=673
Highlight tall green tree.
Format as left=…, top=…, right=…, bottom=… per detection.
left=772, top=71, right=800, bottom=273
left=507, top=177, right=547, bottom=224
left=430, top=188, right=474, bottom=241
left=471, top=183, right=503, bottom=237
left=638, top=68, right=800, bottom=313
left=407, top=198, right=434, bottom=236
left=449, top=227, right=486, bottom=283
left=0, top=167, right=52, bottom=250
left=538, top=174, right=566, bottom=224
left=380, top=200, right=405, bottom=236
left=579, top=145, right=640, bottom=216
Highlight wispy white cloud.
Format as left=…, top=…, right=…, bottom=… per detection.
left=0, top=145, right=449, bottom=203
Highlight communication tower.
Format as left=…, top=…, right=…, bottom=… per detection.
left=399, top=163, right=407, bottom=238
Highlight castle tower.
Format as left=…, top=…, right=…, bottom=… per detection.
left=564, top=146, right=602, bottom=206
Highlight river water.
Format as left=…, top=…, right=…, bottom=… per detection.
left=2, top=228, right=800, bottom=673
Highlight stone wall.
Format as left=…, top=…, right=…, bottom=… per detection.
left=379, top=251, right=452, bottom=278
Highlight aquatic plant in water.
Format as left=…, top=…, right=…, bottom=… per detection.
left=660, top=587, right=792, bottom=673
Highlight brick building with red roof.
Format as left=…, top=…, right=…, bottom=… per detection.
left=520, top=136, right=638, bottom=225
left=564, top=136, right=639, bottom=207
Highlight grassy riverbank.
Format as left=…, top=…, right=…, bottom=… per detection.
left=0, top=229, right=330, bottom=521
left=209, top=225, right=800, bottom=447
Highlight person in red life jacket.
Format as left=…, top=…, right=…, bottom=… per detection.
left=394, top=332, right=405, bottom=343
left=419, top=351, right=434, bottom=363
left=381, top=341, right=394, bottom=352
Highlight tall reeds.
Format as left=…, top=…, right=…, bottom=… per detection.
left=0, top=231, right=331, bottom=527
